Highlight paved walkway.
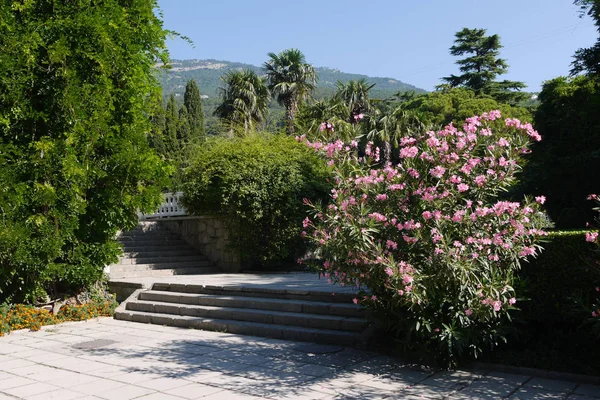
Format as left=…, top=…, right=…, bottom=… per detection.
left=109, top=272, right=360, bottom=294
left=0, top=318, right=599, bottom=399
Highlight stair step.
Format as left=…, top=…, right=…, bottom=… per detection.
left=127, top=300, right=366, bottom=332
left=120, top=244, right=193, bottom=252
left=114, top=309, right=362, bottom=346
left=118, top=254, right=208, bottom=265
left=110, top=266, right=220, bottom=279
left=123, top=249, right=200, bottom=258
left=152, top=283, right=357, bottom=304
left=118, top=238, right=187, bottom=246
left=139, top=291, right=364, bottom=318
left=111, top=260, right=214, bottom=272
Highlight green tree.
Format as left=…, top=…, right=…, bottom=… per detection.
left=400, top=87, right=531, bottom=127
left=164, top=94, right=180, bottom=157
left=214, top=69, right=270, bottom=135
left=518, top=75, right=600, bottom=228
left=442, top=28, right=527, bottom=104
left=178, top=105, right=191, bottom=145
left=334, top=79, right=375, bottom=123
left=572, top=0, right=600, bottom=76
left=0, top=0, right=171, bottom=302
left=183, top=79, right=205, bottom=143
left=264, top=49, right=317, bottom=135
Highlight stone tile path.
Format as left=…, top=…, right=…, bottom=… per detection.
left=0, top=318, right=598, bottom=399
left=110, top=272, right=360, bottom=294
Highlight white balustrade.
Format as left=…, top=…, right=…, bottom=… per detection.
left=138, top=192, right=188, bottom=220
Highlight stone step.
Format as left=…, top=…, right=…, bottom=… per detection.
left=123, top=249, right=200, bottom=258
left=114, top=309, right=363, bottom=346
left=120, top=244, right=193, bottom=252
left=110, top=260, right=214, bottom=272
left=119, top=230, right=180, bottom=238
left=118, top=254, right=208, bottom=265
left=126, top=300, right=366, bottom=332
left=139, top=290, right=364, bottom=318
left=118, top=238, right=187, bottom=246
left=110, top=266, right=221, bottom=279
left=152, top=282, right=357, bottom=304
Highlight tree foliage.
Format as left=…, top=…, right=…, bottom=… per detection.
left=0, top=0, right=171, bottom=302
left=264, top=49, right=317, bottom=135
left=442, top=28, right=527, bottom=104
left=214, top=69, right=270, bottom=135
left=517, top=75, right=600, bottom=228
left=183, top=79, right=206, bottom=143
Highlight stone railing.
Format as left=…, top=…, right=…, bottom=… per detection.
left=138, top=192, right=187, bottom=220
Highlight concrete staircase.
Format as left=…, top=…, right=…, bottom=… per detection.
left=115, top=283, right=369, bottom=346
left=109, top=222, right=221, bottom=279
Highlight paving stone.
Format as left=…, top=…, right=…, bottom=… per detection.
left=466, top=376, right=522, bottom=398
left=420, top=370, right=480, bottom=389
left=136, top=376, right=199, bottom=391
left=330, top=384, right=396, bottom=399
left=509, top=387, right=568, bottom=399
left=3, top=382, right=59, bottom=398
left=575, top=385, right=600, bottom=398
left=70, top=378, right=127, bottom=395
left=0, top=376, right=36, bottom=390
left=525, top=377, right=578, bottom=393
left=27, top=388, right=84, bottom=400
left=96, top=384, right=156, bottom=400
left=202, top=390, right=264, bottom=399
left=163, top=382, right=224, bottom=399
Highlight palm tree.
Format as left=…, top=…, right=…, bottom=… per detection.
left=214, top=69, right=270, bottom=135
left=334, top=79, right=375, bottom=123
left=264, top=49, right=316, bottom=135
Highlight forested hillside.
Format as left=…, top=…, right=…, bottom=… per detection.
left=156, top=58, right=425, bottom=100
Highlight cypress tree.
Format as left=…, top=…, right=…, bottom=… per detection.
left=164, top=94, right=180, bottom=157
left=178, top=105, right=191, bottom=145
left=183, top=79, right=205, bottom=143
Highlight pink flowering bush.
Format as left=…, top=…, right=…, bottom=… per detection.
left=299, top=111, right=550, bottom=364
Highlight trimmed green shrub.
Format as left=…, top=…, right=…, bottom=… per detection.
left=517, top=230, right=600, bottom=325
left=182, top=134, right=331, bottom=266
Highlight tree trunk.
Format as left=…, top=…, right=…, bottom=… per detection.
left=285, top=98, right=297, bottom=135
left=384, top=141, right=392, bottom=163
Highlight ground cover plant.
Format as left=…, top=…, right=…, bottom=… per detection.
left=301, top=111, right=549, bottom=365
left=0, top=299, right=117, bottom=337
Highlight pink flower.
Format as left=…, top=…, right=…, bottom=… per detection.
left=474, top=175, right=487, bottom=187
left=376, top=194, right=387, bottom=201
left=399, top=146, right=419, bottom=158
left=535, top=196, right=546, bottom=205
left=422, top=211, right=433, bottom=220
left=385, top=267, right=394, bottom=276
left=371, top=295, right=377, bottom=301
left=586, top=232, right=598, bottom=242
left=457, top=183, right=469, bottom=193
left=497, top=138, right=510, bottom=147
left=465, top=309, right=473, bottom=316
left=587, top=194, right=599, bottom=201
left=493, top=300, right=502, bottom=312
left=352, top=298, right=358, bottom=304
left=429, top=166, right=446, bottom=178
left=509, top=298, right=517, bottom=305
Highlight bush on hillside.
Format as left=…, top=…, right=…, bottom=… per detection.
left=182, top=134, right=331, bottom=267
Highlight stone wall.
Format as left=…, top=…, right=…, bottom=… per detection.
left=158, top=216, right=241, bottom=273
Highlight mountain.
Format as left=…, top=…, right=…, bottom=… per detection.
left=156, top=59, right=426, bottom=100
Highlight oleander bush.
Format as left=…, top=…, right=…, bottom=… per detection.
left=301, top=111, right=550, bottom=365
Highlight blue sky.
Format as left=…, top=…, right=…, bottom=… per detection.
left=157, top=0, right=597, bottom=92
